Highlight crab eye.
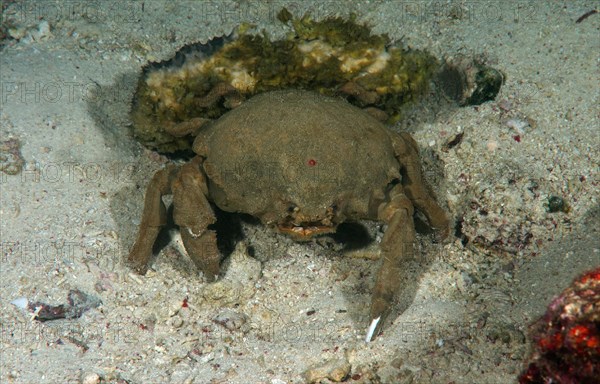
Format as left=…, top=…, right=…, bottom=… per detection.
left=287, top=204, right=297, bottom=213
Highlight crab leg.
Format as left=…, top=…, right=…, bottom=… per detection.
left=395, top=132, right=450, bottom=237
left=165, top=117, right=211, bottom=137
left=365, top=132, right=449, bottom=341
left=366, top=186, right=415, bottom=342
left=128, top=164, right=178, bottom=274
left=171, top=157, right=221, bottom=282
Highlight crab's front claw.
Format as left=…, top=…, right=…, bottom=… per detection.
left=128, top=164, right=178, bottom=275
left=172, top=158, right=220, bottom=282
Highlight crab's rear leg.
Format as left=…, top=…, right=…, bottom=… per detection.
left=366, top=186, right=415, bottom=342
left=128, top=164, right=178, bottom=274
left=165, top=117, right=211, bottom=138
left=366, top=133, right=450, bottom=341
left=393, top=132, right=450, bottom=238
left=171, top=157, right=221, bottom=282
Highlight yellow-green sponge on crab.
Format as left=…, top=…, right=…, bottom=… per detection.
left=130, top=10, right=439, bottom=154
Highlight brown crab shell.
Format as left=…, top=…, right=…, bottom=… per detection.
left=193, top=89, right=402, bottom=230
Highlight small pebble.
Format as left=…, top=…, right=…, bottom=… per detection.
left=505, top=118, right=529, bottom=134
left=82, top=373, right=100, bottom=384
left=0, top=138, right=25, bottom=175
left=304, top=358, right=351, bottom=383
left=170, top=316, right=184, bottom=328
left=498, top=99, right=512, bottom=112
left=486, top=140, right=498, bottom=151
left=213, top=309, right=248, bottom=331
left=36, top=21, right=51, bottom=40
left=547, top=196, right=568, bottom=213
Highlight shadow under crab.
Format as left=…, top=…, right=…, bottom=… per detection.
left=128, top=89, right=449, bottom=341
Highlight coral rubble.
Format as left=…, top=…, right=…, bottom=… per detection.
left=0, top=137, right=24, bottom=175
left=519, top=267, right=600, bottom=384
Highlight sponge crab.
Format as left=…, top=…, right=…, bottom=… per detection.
left=128, top=89, right=449, bottom=341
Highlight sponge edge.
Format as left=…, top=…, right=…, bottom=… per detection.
left=365, top=316, right=381, bottom=342
left=130, top=12, right=439, bottom=154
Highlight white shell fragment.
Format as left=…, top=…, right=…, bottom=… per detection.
left=10, top=297, right=28, bottom=309
left=365, top=316, right=381, bottom=342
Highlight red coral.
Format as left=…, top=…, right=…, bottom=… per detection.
left=519, top=267, right=600, bottom=384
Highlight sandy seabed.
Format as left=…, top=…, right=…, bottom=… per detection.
left=1, top=1, right=598, bottom=383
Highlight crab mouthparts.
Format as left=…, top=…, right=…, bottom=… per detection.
left=276, top=223, right=337, bottom=240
